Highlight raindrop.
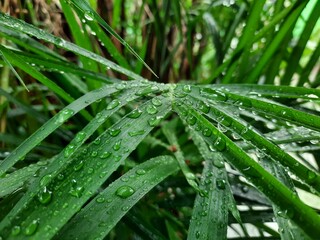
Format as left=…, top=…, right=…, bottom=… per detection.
left=182, top=85, right=192, bottom=93
left=75, top=132, right=86, bottom=143
left=152, top=98, right=163, bottom=106
left=115, top=185, right=135, bottom=198
left=94, top=138, right=101, bottom=145
left=40, top=174, right=52, bottom=187
left=127, top=109, right=142, bottom=118
left=108, top=128, right=121, bottom=137
left=91, top=151, right=98, bottom=157
left=107, top=99, right=120, bottom=110
left=128, top=130, right=146, bottom=137
left=135, top=85, right=158, bottom=96
left=148, top=116, right=162, bottom=127
left=202, top=128, right=212, bottom=137
left=187, top=115, right=197, bottom=126
left=122, top=206, right=129, bottom=211
left=69, top=186, right=84, bottom=198
left=24, top=220, right=39, bottom=236
left=216, top=179, right=226, bottom=189
left=136, top=169, right=146, bottom=175
left=213, top=137, right=226, bottom=152
left=310, top=139, right=319, bottom=144
left=146, top=105, right=158, bottom=115
left=64, top=144, right=75, bottom=158
left=96, top=197, right=105, bottom=203
left=100, top=151, right=112, bottom=159
left=84, top=11, right=94, bottom=21
left=73, top=160, right=84, bottom=171
left=38, top=187, right=52, bottom=205
left=113, top=140, right=122, bottom=151
left=198, top=101, right=210, bottom=114
left=307, top=170, right=316, bottom=181
left=11, top=226, right=21, bottom=236
left=213, top=158, right=224, bottom=168
left=55, top=109, right=74, bottom=124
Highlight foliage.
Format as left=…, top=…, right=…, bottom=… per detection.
left=0, top=0, right=319, bottom=239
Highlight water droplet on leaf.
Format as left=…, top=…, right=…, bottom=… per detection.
left=115, top=185, right=135, bottom=198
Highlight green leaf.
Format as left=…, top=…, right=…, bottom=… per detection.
left=57, top=155, right=179, bottom=239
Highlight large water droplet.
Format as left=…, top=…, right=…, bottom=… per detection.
left=202, top=128, right=212, bottom=137
left=100, top=151, right=112, bottom=159
left=64, top=144, right=75, bottom=158
left=213, top=137, right=226, bottom=152
left=128, top=130, right=146, bottom=137
left=182, top=85, right=192, bottom=93
left=73, top=160, right=84, bottom=171
left=40, top=174, right=52, bottom=187
left=69, top=186, right=84, bottom=198
left=93, top=138, right=101, bottom=145
left=216, top=179, right=226, bottom=189
left=146, top=105, right=158, bottom=115
left=148, top=116, right=162, bottom=127
left=75, top=132, right=86, bottom=143
left=24, top=220, right=39, bottom=236
left=135, top=85, right=159, bottom=96
left=198, top=101, right=210, bottom=114
left=187, top=115, right=197, bottom=126
left=108, top=128, right=121, bottom=137
left=307, top=170, right=316, bottom=181
left=152, top=98, right=162, bottom=106
left=127, top=109, right=142, bottom=118
left=113, top=140, right=122, bottom=151
left=213, top=158, right=224, bottom=168
left=136, top=169, right=146, bottom=175
left=107, top=99, right=120, bottom=110
left=11, top=226, right=21, bottom=236
left=56, top=109, right=74, bottom=124
left=115, top=185, right=135, bottom=198
left=84, top=11, right=94, bottom=21
left=38, top=187, right=52, bottom=205
left=96, top=197, right=105, bottom=203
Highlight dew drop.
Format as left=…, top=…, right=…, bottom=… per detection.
left=127, top=109, right=142, bottom=118
left=216, top=179, right=226, bottom=189
left=148, top=116, right=162, bottom=127
left=69, top=186, right=84, bottom=198
left=307, top=170, right=316, bottom=181
left=152, top=98, right=163, bottom=106
left=40, top=174, right=52, bottom=187
left=75, top=132, right=86, bottom=143
left=84, top=11, right=94, bottom=21
left=198, top=101, right=210, bottom=114
left=107, top=99, right=120, bottom=110
left=24, top=220, right=39, bottom=236
left=187, top=115, right=197, bottom=126
left=73, top=160, right=84, bottom=171
left=113, top=140, right=122, bottom=151
left=38, top=187, right=52, bottom=205
left=55, top=109, right=74, bottom=124
left=94, top=138, right=101, bottom=145
left=136, top=169, right=146, bottom=175
left=91, top=151, right=98, bottom=157
left=115, top=185, right=135, bottom=198
left=108, top=128, right=121, bottom=137
left=128, top=130, right=146, bottom=137
left=96, top=197, right=105, bottom=203
left=182, top=85, right=192, bottom=93
left=146, top=105, right=158, bottom=115
left=100, top=151, right=112, bottom=159
left=11, top=226, right=21, bottom=236
left=202, top=128, right=212, bottom=137
left=214, top=137, right=226, bottom=152
left=213, top=158, right=224, bottom=168
left=64, top=144, right=75, bottom=158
